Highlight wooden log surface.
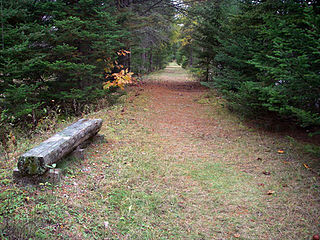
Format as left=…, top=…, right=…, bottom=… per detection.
left=17, top=119, right=103, bottom=176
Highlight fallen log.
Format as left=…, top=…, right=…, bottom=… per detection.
left=17, top=119, right=103, bottom=176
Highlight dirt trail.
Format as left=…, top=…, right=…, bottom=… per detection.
left=26, top=62, right=317, bottom=240
left=140, top=65, right=212, bottom=156
left=47, top=63, right=319, bottom=240
left=137, top=65, right=222, bottom=235
left=96, top=62, right=318, bottom=239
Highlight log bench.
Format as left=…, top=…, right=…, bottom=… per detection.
left=13, top=119, right=103, bottom=180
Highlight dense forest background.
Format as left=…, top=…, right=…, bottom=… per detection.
left=177, top=0, right=320, bottom=131
left=0, top=0, right=177, bottom=142
left=1, top=0, right=320, bottom=144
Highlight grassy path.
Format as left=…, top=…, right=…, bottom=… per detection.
left=2, top=63, right=320, bottom=239
left=86, top=63, right=319, bottom=239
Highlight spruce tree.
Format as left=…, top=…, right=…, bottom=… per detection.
left=0, top=0, right=124, bottom=125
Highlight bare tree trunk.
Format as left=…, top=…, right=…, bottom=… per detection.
left=141, top=50, right=146, bottom=73
left=128, top=47, right=131, bottom=72
left=149, top=50, right=153, bottom=72
left=116, top=0, right=133, bottom=8
left=206, top=61, right=209, bottom=82
left=1, top=0, right=4, bottom=50
left=189, top=47, right=193, bottom=67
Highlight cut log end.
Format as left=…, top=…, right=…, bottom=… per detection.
left=17, top=156, right=46, bottom=176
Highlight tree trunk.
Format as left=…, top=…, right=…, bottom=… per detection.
left=149, top=50, right=153, bottom=72
left=141, top=50, right=146, bottom=73
left=189, top=47, right=193, bottom=67
left=206, top=60, right=209, bottom=82
left=128, top=47, right=131, bottom=72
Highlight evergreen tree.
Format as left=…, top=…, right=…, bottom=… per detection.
left=0, top=0, right=124, bottom=126
left=180, top=0, right=320, bottom=129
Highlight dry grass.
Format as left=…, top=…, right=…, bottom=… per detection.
left=1, top=63, right=319, bottom=239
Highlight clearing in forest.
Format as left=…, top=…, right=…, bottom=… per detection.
left=2, top=63, right=320, bottom=239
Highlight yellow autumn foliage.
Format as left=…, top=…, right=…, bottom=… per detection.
left=104, top=68, right=134, bottom=90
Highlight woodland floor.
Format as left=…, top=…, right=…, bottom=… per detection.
left=1, top=63, right=320, bottom=239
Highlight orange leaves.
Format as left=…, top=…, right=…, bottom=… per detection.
left=117, top=49, right=131, bottom=56
left=98, top=57, right=114, bottom=73
left=103, top=49, right=134, bottom=90
left=104, top=69, right=134, bottom=90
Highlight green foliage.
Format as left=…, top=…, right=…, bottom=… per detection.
left=0, top=0, right=124, bottom=128
left=0, top=0, right=178, bottom=134
left=1, top=83, right=43, bottom=123
left=179, top=0, right=320, bottom=129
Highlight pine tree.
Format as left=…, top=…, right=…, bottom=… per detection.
left=182, top=0, right=320, bottom=128
left=0, top=0, right=124, bottom=126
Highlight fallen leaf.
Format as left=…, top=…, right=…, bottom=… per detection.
left=104, top=221, right=109, bottom=228
left=128, top=205, right=132, bottom=214
left=234, top=233, right=240, bottom=238
left=313, top=234, right=320, bottom=240
left=303, top=164, right=310, bottom=169
left=267, top=190, right=275, bottom=195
